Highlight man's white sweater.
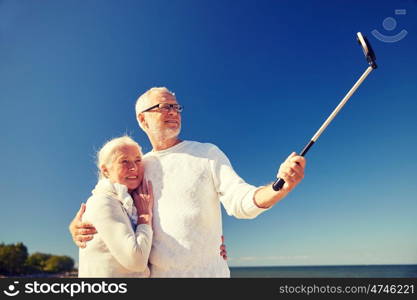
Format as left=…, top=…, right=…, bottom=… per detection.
left=143, top=141, right=267, bottom=277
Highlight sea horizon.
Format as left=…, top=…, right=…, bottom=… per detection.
left=2, top=264, right=416, bottom=278
left=230, top=263, right=417, bottom=268
left=229, top=264, right=417, bottom=278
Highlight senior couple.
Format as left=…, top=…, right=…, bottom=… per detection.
left=69, top=87, right=306, bottom=278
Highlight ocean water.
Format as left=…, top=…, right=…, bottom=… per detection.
left=230, top=265, right=417, bottom=278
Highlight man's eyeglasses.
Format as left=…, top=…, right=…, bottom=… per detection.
left=140, top=103, right=184, bottom=113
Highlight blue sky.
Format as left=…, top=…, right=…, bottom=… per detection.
left=1, top=0, right=416, bottom=268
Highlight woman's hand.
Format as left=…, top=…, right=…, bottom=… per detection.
left=132, top=180, right=154, bottom=225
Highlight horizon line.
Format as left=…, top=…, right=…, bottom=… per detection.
left=229, top=263, right=417, bottom=268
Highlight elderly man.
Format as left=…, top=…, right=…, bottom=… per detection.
left=70, top=87, right=306, bottom=277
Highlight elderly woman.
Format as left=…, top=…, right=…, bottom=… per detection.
left=78, top=135, right=153, bottom=278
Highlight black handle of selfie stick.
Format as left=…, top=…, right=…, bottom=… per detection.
left=272, top=140, right=315, bottom=191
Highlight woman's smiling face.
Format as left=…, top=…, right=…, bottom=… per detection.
left=103, top=144, right=144, bottom=192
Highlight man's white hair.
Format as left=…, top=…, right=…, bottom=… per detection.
left=134, top=87, right=176, bottom=130
left=96, top=135, right=142, bottom=179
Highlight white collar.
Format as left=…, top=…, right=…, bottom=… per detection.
left=92, top=178, right=138, bottom=226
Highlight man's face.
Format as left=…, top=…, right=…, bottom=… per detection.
left=142, top=91, right=182, bottom=139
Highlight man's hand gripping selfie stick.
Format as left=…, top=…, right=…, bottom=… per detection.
left=272, top=32, right=378, bottom=191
